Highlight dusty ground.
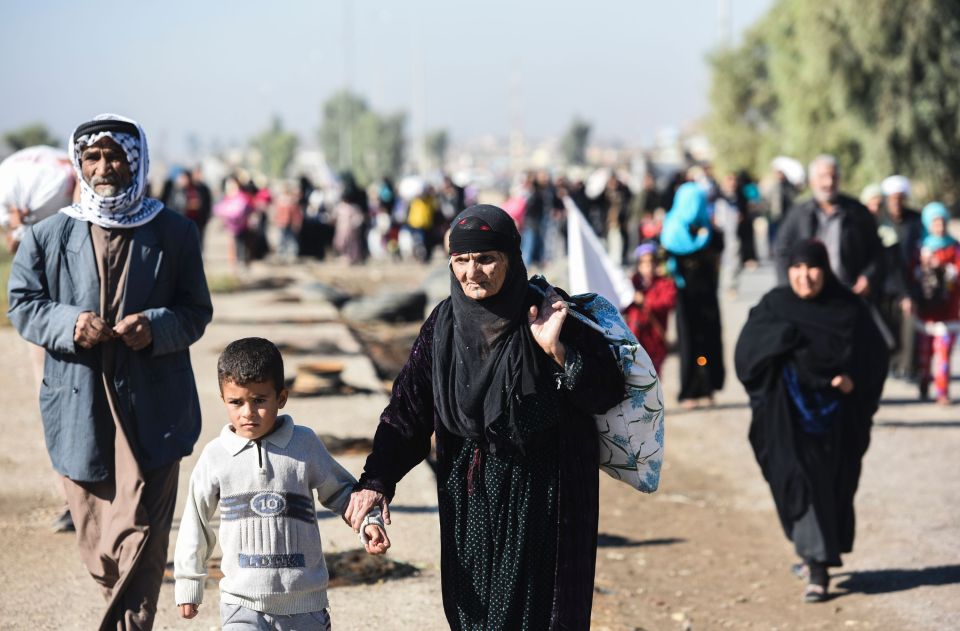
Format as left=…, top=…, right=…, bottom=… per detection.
left=0, top=228, right=957, bottom=630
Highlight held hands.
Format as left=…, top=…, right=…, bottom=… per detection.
left=344, top=489, right=391, bottom=531
left=831, top=374, right=855, bottom=394
left=528, top=289, right=568, bottom=367
left=363, top=524, right=391, bottom=555
left=178, top=603, right=198, bottom=619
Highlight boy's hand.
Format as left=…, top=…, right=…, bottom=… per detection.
left=179, top=603, right=199, bottom=619
left=363, top=524, right=391, bottom=555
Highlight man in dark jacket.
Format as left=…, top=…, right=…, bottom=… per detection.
left=880, top=175, right=924, bottom=378
left=774, top=155, right=882, bottom=298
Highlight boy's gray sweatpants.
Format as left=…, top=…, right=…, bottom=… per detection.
left=220, top=603, right=331, bottom=630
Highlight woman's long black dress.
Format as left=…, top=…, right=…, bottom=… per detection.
left=358, top=303, right=624, bottom=630
left=674, top=246, right=726, bottom=401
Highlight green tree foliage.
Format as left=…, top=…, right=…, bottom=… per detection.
left=319, top=90, right=407, bottom=186
left=707, top=0, right=960, bottom=203
left=251, top=116, right=299, bottom=179
left=560, top=117, right=591, bottom=166
left=424, top=129, right=449, bottom=169
left=3, top=123, right=59, bottom=151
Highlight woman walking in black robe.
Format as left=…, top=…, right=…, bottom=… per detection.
left=661, top=182, right=725, bottom=407
left=735, top=240, right=888, bottom=602
left=343, top=205, right=624, bottom=629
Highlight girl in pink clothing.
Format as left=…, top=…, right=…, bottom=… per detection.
left=214, top=175, right=253, bottom=271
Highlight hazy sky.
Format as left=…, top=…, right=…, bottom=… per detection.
left=2, top=0, right=772, bottom=160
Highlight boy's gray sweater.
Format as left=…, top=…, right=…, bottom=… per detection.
left=174, top=415, right=382, bottom=615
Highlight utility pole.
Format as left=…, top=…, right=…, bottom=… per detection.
left=717, top=0, right=732, bottom=49
left=509, top=64, right=525, bottom=174
left=340, top=0, right=354, bottom=171
left=413, top=21, right=427, bottom=174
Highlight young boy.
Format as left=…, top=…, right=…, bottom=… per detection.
left=174, top=337, right=389, bottom=629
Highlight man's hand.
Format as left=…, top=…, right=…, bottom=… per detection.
left=179, top=603, right=198, bottom=619
left=7, top=207, right=24, bottom=229
left=363, top=524, right=391, bottom=555
left=344, top=489, right=391, bottom=532
left=74, top=311, right=115, bottom=348
left=900, top=297, right=913, bottom=316
left=851, top=275, right=870, bottom=296
left=114, top=313, right=152, bottom=351
left=831, top=374, right=855, bottom=394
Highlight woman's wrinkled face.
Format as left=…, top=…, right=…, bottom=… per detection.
left=788, top=263, right=825, bottom=299
left=451, top=250, right=508, bottom=300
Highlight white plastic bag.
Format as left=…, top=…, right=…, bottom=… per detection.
left=0, top=146, right=75, bottom=239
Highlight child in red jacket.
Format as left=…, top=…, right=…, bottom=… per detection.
left=915, top=202, right=960, bottom=404
left=623, top=242, right=677, bottom=374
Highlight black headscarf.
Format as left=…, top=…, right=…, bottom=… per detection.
left=788, top=238, right=831, bottom=271
left=762, top=240, right=859, bottom=382
left=433, top=204, right=541, bottom=452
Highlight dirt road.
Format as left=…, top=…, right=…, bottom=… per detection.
left=0, top=246, right=957, bottom=630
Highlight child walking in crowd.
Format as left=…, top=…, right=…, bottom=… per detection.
left=214, top=175, right=254, bottom=272
left=623, top=242, right=677, bottom=374
left=915, top=202, right=960, bottom=404
left=174, top=338, right=389, bottom=629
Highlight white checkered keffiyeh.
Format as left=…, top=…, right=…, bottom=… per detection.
left=60, top=113, right=163, bottom=229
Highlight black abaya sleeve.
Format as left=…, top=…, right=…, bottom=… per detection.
left=357, top=307, right=440, bottom=500
left=734, top=293, right=802, bottom=398
left=735, top=293, right=811, bottom=530
left=854, top=302, right=889, bottom=417
left=846, top=300, right=890, bottom=457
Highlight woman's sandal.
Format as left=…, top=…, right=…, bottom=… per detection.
left=804, top=582, right=828, bottom=603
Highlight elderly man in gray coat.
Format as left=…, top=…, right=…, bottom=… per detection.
left=8, top=113, right=212, bottom=631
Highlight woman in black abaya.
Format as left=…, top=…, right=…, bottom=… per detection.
left=343, top=205, right=624, bottom=629
left=661, top=182, right=725, bottom=407
left=735, top=240, right=888, bottom=602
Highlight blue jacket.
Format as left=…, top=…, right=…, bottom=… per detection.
left=8, top=209, right=213, bottom=482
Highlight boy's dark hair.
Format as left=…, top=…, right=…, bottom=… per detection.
left=217, top=337, right=285, bottom=394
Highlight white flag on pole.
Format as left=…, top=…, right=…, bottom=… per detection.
left=564, top=196, right=635, bottom=309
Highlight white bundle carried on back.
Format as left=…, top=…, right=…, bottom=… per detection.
left=0, top=146, right=75, bottom=239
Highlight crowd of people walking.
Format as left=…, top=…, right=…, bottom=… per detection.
left=2, top=111, right=957, bottom=626
left=148, top=148, right=957, bottom=412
